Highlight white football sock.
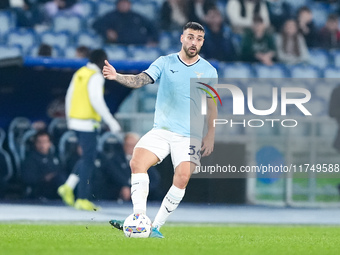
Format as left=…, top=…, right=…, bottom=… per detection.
left=65, top=174, right=79, bottom=190
left=131, top=173, right=149, bottom=214
left=153, top=185, right=185, bottom=230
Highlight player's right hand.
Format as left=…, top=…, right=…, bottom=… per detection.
left=102, top=60, right=117, bottom=80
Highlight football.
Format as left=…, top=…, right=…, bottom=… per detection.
left=123, top=213, right=152, bottom=238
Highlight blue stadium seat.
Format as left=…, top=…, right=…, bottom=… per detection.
left=128, top=46, right=162, bottom=61
left=221, top=63, right=254, bottom=78
left=64, top=46, right=77, bottom=59
left=159, top=32, right=173, bottom=51
left=284, top=0, right=309, bottom=11
left=74, top=31, right=103, bottom=49
left=253, top=64, right=288, bottom=78
left=97, top=0, right=115, bottom=17
left=53, top=14, right=84, bottom=35
left=0, top=128, right=13, bottom=182
left=131, top=1, right=158, bottom=21
left=309, top=2, right=330, bottom=28
left=309, top=48, right=331, bottom=69
left=314, top=83, right=337, bottom=101
left=58, top=130, right=78, bottom=167
left=6, top=29, right=37, bottom=55
left=330, top=50, right=340, bottom=68
left=306, top=96, right=327, bottom=116
left=139, top=92, right=157, bottom=113
left=40, top=31, right=71, bottom=50
left=289, top=65, right=321, bottom=78
left=104, top=45, right=128, bottom=60
left=0, top=11, right=15, bottom=40
left=0, top=44, right=22, bottom=59
left=8, top=117, right=32, bottom=172
left=78, top=0, right=97, bottom=18
left=323, top=66, right=340, bottom=78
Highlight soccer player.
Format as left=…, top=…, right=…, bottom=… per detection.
left=103, top=22, right=217, bottom=238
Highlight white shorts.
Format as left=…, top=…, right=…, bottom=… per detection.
left=135, top=129, right=201, bottom=170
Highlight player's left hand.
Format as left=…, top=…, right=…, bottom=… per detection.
left=201, top=133, right=214, bottom=157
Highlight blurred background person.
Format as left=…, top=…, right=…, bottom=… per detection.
left=160, top=0, right=191, bottom=31
left=200, top=7, right=237, bottom=62
left=266, top=0, right=293, bottom=32
left=276, top=19, right=310, bottom=65
left=241, top=16, right=276, bottom=65
left=44, top=0, right=83, bottom=24
left=58, top=49, right=121, bottom=211
left=297, top=6, right=317, bottom=48
left=226, top=0, right=270, bottom=34
left=318, top=14, right=340, bottom=49
left=92, top=0, right=158, bottom=45
left=38, top=43, right=52, bottom=57
left=75, top=46, right=90, bottom=59
left=21, top=130, right=66, bottom=200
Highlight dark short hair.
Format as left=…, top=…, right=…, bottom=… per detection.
left=328, top=13, right=338, bottom=22
left=89, top=49, right=107, bottom=69
left=183, top=22, right=205, bottom=33
left=253, top=15, right=264, bottom=24
left=34, top=130, right=50, bottom=143
left=298, top=6, right=311, bottom=15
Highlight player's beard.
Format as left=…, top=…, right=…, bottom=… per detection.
left=183, top=45, right=200, bottom=58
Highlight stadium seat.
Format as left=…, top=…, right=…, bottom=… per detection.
left=139, top=92, right=157, bottom=113
left=323, top=66, right=340, bottom=78
left=128, top=46, right=162, bottom=61
left=159, top=32, right=173, bottom=51
left=97, top=131, right=124, bottom=159
left=104, top=45, right=128, bottom=60
left=308, top=49, right=331, bottom=69
left=0, top=11, right=15, bottom=39
left=53, top=14, right=84, bottom=35
left=8, top=117, right=32, bottom=172
left=48, top=117, right=68, bottom=149
left=97, top=0, right=115, bottom=17
left=0, top=44, right=22, bottom=60
left=6, top=29, right=37, bottom=55
left=131, top=1, right=158, bottom=21
left=19, top=129, right=37, bottom=161
left=284, top=0, right=309, bottom=11
left=78, top=0, right=97, bottom=18
left=306, top=96, right=327, bottom=116
left=40, top=31, right=71, bottom=50
left=58, top=130, right=78, bottom=167
left=221, top=63, right=254, bottom=78
left=330, top=50, right=340, bottom=68
left=0, top=128, right=13, bottom=182
left=314, top=82, right=337, bottom=101
left=289, top=65, right=321, bottom=78
left=309, top=2, right=330, bottom=28
left=74, top=31, right=103, bottom=49
left=253, top=64, right=288, bottom=78
left=64, top=46, right=77, bottom=59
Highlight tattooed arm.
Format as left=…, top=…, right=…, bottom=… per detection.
left=102, top=60, right=153, bottom=88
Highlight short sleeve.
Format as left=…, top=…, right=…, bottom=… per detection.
left=143, top=56, right=165, bottom=83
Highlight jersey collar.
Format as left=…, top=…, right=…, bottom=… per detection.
left=177, top=53, right=201, bottom=67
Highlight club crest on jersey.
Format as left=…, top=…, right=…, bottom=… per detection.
left=195, top=71, right=204, bottom=78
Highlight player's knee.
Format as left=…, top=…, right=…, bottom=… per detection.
left=174, top=171, right=191, bottom=188
left=130, top=158, right=145, bottom=174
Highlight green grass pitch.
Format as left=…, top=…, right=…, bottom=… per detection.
left=1, top=223, right=339, bottom=255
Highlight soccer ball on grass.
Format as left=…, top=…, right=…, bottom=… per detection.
left=123, top=213, right=152, bottom=238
